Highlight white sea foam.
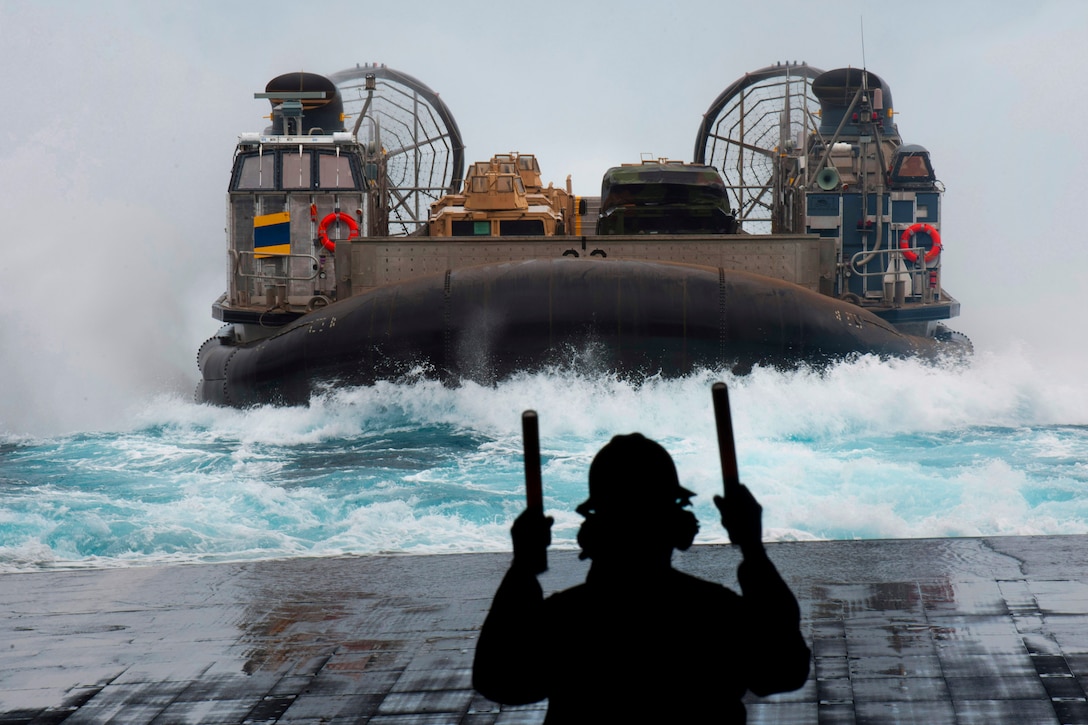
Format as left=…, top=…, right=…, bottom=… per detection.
left=2, top=348, right=1087, bottom=570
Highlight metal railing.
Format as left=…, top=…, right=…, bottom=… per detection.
left=848, top=246, right=942, bottom=305
left=227, top=250, right=331, bottom=311
left=231, top=250, right=321, bottom=282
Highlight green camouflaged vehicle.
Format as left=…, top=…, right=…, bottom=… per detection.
left=596, top=160, right=738, bottom=235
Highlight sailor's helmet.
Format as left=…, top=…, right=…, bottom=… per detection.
left=576, top=433, right=695, bottom=516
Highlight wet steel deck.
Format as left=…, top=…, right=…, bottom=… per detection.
left=3, top=535, right=1088, bottom=723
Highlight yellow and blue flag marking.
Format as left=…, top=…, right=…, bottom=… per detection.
left=254, top=212, right=291, bottom=258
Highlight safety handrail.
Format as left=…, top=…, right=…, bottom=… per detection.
left=848, top=246, right=935, bottom=278
left=848, top=245, right=942, bottom=304
left=231, top=250, right=321, bottom=282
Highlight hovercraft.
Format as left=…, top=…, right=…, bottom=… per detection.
left=197, top=63, right=969, bottom=407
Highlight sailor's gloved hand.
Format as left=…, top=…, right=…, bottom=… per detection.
left=714, top=483, right=763, bottom=555
left=511, top=508, right=553, bottom=574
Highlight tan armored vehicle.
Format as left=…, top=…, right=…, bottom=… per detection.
left=427, top=153, right=576, bottom=237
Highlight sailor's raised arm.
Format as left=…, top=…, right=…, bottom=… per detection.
left=714, top=486, right=810, bottom=695
left=472, top=509, right=553, bottom=705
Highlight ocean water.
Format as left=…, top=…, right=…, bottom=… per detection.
left=1, top=350, right=1087, bottom=572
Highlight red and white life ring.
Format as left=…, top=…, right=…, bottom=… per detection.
left=317, top=212, right=359, bottom=252
left=899, top=223, right=942, bottom=264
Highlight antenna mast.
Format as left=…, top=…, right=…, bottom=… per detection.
left=860, top=16, right=867, bottom=69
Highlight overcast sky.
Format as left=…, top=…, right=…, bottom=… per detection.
left=2, top=0, right=1086, bottom=433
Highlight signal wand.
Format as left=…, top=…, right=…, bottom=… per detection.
left=522, top=410, right=543, bottom=509
left=711, top=382, right=741, bottom=493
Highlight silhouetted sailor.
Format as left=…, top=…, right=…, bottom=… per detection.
left=473, top=433, right=810, bottom=723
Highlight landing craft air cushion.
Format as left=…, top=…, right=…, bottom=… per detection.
left=197, top=63, right=968, bottom=407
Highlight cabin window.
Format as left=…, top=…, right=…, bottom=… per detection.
left=452, top=220, right=492, bottom=236
left=895, top=154, right=931, bottom=178
left=283, top=151, right=312, bottom=189
left=499, top=219, right=546, bottom=235
left=235, top=152, right=275, bottom=189
left=495, top=176, right=515, bottom=193
left=470, top=176, right=489, bottom=193
left=319, top=154, right=356, bottom=189
left=890, top=153, right=935, bottom=188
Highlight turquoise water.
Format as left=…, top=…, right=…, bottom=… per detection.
left=2, top=352, right=1087, bottom=571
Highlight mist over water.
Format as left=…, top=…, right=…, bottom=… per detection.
left=2, top=350, right=1087, bottom=572
left=3, top=1, right=1087, bottom=434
